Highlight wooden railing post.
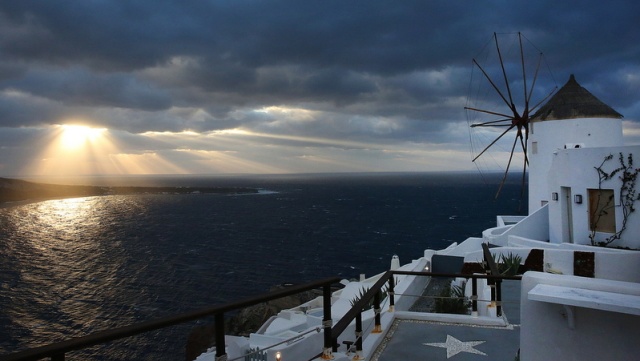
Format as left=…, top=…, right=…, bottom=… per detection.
left=388, top=276, right=395, bottom=312
left=321, top=284, right=333, bottom=359
left=353, top=311, right=364, bottom=360
left=471, top=276, right=478, bottom=316
left=215, top=313, right=227, bottom=361
left=372, top=291, right=382, bottom=333
left=496, top=278, right=503, bottom=317
left=482, top=243, right=500, bottom=312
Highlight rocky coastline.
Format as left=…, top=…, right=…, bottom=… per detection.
left=0, top=177, right=258, bottom=205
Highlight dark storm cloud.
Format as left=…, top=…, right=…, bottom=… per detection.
left=2, top=1, right=638, bottom=117
left=0, top=0, right=639, bottom=175
left=8, top=68, right=172, bottom=111
left=0, top=90, right=64, bottom=127
left=0, top=1, right=198, bottom=71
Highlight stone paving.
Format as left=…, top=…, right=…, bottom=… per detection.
left=371, top=319, right=519, bottom=361
left=370, top=278, right=522, bottom=360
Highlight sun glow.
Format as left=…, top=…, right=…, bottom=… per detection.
left=59, top=125, right=106, bottom=149
left=23, top=124, right=193, bottom=176
left=23, top=124, right=119, bottom=176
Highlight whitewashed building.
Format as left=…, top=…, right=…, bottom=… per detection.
left=527, top=75, right=640, bottom=249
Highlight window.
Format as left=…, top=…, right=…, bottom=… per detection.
left=588, top=189, right=616, bottom=233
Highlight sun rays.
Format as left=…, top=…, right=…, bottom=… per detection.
left=25, top=124, right=185, bottom=176
left=18, top=119, right=472, bottom=178
left=26, top=124, right=119, bottom=176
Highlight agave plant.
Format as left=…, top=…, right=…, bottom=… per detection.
left=498, top=253, right=523, bottom=276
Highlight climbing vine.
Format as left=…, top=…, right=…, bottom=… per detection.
left=589, top=153, right=640, bottom=246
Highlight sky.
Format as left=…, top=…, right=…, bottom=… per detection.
left=0, top=0, right=639, bottom=178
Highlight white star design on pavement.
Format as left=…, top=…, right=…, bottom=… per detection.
left=423, top=334, right=487, bottom=358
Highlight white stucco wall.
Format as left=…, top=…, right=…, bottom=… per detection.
left=595, top=251, right=640, bottom=282
left=482, top=204, right=549, bottom=245
left=520, top=272, right=640, bottom=361
left=528, top=117, right=623, bottom=215
left=546, top=145, right=640, bottom=249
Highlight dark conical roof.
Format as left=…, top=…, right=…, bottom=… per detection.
left=531, top=74, right=623, bottom=121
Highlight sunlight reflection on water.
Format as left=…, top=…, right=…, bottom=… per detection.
left=1, top=197, right=143, bottom=357
left=0, top=174, right=524, bottom=360
left=1, top=194, right=240, bottom=360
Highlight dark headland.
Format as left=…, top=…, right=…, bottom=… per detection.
left=0, top=177, right=258, bottom=205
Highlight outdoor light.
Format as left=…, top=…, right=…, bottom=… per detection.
left=574, top=194, right=583, bottom=204
left=552, top=192, right=559, bottom=201
left=276, top=351, right=282, bottom=361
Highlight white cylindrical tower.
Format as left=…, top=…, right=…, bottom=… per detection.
left=527, top=75, right=623, bottom=215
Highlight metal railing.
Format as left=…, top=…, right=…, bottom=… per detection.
left=324, top=269, right=522, bottom=358
left=3, top=249, right=521, bottom=361
left=0, top=277, right=341, bottom=361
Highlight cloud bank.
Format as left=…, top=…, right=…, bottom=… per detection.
left=0, top=0, right=638, bottom=176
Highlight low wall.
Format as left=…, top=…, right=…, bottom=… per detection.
left=596, top=252, right=640, bottom=282
left=497, top=215, right=526, bottom=227
left=520, top=272, right=640, bottom=361
left=433, top=237, right=483, bottom=258
left=507, top=237, right=640, bottom=282
left=463, top=246, right=532, bottom=265
left=483, top=205, right=549, bottom=245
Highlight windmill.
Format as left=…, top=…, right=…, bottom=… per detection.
left=466, top=32, right=557, bottom=200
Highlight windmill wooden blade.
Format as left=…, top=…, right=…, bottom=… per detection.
left=495, top=32, right=516, bottom=111
left=472, top=58, right=512, bottom=109
left=472, top=124, right=516, bottom=162
left=494, top=131, right=521, bottom=199
left=470, top=117, right=514, bottom=127
left=465, top=106, right=513, bottom=120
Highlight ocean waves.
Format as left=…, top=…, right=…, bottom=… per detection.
left=0, top=173, right=524, bottom=360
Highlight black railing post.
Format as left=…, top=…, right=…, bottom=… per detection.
left=471, top=276, right=478, bottom=315
left=372, top=291, right=382, bottom=333
left=489, top=274, right=496, bottom=312
left=354, top=311, right=364, bottom=360
left=322, top=284, right=333, bottom=360
left=214, top=313, right=226, bottom=360
left=496, top=278, right=503, bottom=317
left=482, top=243, right=500, bottom=314
left=388, top=276, right=395, bottom=312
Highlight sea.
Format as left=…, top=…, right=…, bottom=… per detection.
left=0, top=172, right=526, bottom=360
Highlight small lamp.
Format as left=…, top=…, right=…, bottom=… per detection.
left=574, top=194, right=583, bottom=204
left=276, top=351, right=282, bottom=361
left=552, top=192, right=558, bottom=201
